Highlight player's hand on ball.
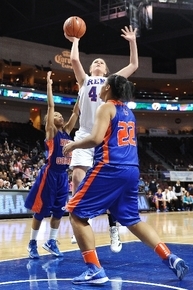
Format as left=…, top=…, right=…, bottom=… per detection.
left=64, top=32, right=77, bottom=42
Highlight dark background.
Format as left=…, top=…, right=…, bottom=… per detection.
left=1, top=0, right=193, bottom=62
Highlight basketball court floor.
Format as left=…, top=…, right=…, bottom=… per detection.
left=0, top=212, right=192, bottom=289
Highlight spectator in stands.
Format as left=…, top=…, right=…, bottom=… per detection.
left=173, top=180, right=183, bottom=211
left=186, top=183, right=193, bottom=196
left=11, top=160, right=20, bottom=178
left=12, top=178, right=25, bottom=190
left=144, top=181, right=149, bottom=194
left=146, top=190, right=155, bottom=210
left=154, top=164, right=161, bottom=179
left=3, top=180, right=11, bottom=189
left=7, top=171, right=17, bottom=187
left=149, top=178, right=158, bottom=194
left=153, top=188, right=167, bottom=212
left=22, top=163, right=31, bottom=181
left=138, top=177, right=145, bottom=192
left=0, top=159, right=9, bottom=172
left=183, top=191, right=193, bottom=211
left=162, top=186, right=178, bottom=212
left=0, top=178, right=6, bottom=189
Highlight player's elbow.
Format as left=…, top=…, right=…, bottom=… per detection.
left=71, top=58, right=80, bottom=65
left=132, top=62, right=139, bottom=72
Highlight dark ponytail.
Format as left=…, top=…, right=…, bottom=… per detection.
left=107, top=74, right=134, bottom=102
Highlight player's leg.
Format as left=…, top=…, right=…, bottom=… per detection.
left=42, top=216, right=64, bottom=257
left=70, top=213, right=109, bottom=284
left=27, top=214, right=43, bottom=259
left=70, top=165, right=88, bottom=244
left=107, top=211, right=122, bottom=253
left=43, top=173, right=68, bottom=256
left=127, top=221, right=189, bottom=280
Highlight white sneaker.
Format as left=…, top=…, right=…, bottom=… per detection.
left=110, top=226, right=122, bottom=253
left=71, top=235, right=77, bottom=244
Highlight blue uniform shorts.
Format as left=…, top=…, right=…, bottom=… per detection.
left=66, top=162, right=141, bottom=226
left=25, top=165, right=69, bottom=220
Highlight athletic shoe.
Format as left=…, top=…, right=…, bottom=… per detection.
left=71, top=235, right=77, bottom=244
left=110, top=226, right=122, bottom=253
left=162, top=253, right=189, bottom=280
left=27, top=240, right=40, bottom=259
left=72, top=264, right=109, bottom=284
left=42, top=239, right=64, bottom=257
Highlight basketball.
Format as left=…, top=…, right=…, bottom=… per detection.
left=63, top=16, right=86, bottom=38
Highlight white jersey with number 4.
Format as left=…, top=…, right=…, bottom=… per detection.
left=78, top=74, right=106, bottom=133
left=70, top=74, right=106, bottom=168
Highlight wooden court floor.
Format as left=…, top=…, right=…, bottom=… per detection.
left=0, top=211, right=192, bottom=261
left=0, top=211, right=192, bottom=290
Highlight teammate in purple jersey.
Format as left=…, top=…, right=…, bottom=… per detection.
left=63, top=74, right=189, bottom=285
left=64, top=25, right=138, bottom=251
left=25, top=71, right=79, bottom=259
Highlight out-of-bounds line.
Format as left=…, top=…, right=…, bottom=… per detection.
left=111, top=278, right=188, bottom=290
left=0, top=278, right=188, bottom=290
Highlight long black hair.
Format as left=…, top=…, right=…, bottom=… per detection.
left=107, top=74, right=134, bottom=102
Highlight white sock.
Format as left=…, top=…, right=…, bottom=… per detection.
left=49, top=228, right=58, bottom=240
left=30, top=229, right=39, bottom=241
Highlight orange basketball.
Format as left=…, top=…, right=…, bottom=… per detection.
left=63, top=16, right=86, bottom=38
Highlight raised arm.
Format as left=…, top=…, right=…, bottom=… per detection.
left=45, top=71, right=56, bottom=140
left=116, top=25, right=138, bottom=78
left=63, top=100, right=79, bottom=135
left=64, top=34, right=86, bottom=87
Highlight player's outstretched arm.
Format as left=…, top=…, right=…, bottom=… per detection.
left=64, top=33, right=86, bottom=87
left=64, top=100, right=79, bottom=135
left=116, top=25, right=138, bottom=78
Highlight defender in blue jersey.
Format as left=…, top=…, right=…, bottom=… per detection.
left=63, top=74, right=188, bottom=284
left=25, top=71, right=78, bottom=259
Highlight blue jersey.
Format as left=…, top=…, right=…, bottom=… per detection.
left=66, top=100, right=141, bottom=226
left=44, top=130, right=72, bottom=171
left=94, top=100, right=139, bottom=166
left=25, top=130, right=71, bottom=215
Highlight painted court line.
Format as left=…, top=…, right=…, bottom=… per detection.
left=0, top=278, right=188, bottom=290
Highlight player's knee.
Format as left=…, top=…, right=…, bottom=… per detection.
left=73, top=168, right=86, bottom=186
left=34, top=212, right=44, bottom=221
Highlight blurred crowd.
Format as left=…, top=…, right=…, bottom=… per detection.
left=0, top=137, right=47, bottom=190
left=139, top=177, right=193, bottom=212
